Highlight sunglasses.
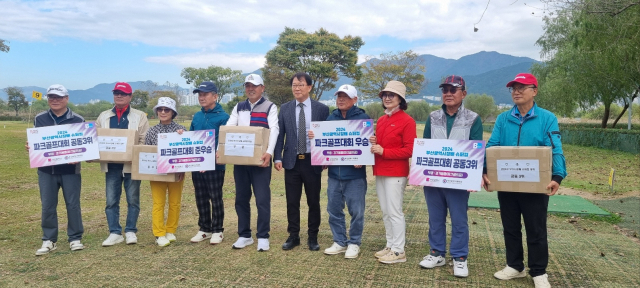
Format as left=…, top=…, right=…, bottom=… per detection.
left=380, top=93, right=397, bottom=99
left=441, top=86, right=462, bottom=94
left=157, top=108, right=173, bottom=113
left=47, top=96, right=67, bottom=101
left=113, top=91, right=130, bottom=96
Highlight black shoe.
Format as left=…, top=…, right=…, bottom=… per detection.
left=308, top=237, right=320, bottom=251
left=282, top=235, right=300, bottom=250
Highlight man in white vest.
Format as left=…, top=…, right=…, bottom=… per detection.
left=225, top=74, right=279, bottom=251
left=418, top=75, right=483, bottom=278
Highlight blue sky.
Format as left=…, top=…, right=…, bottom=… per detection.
left=0, top=0, right=549, bottom=90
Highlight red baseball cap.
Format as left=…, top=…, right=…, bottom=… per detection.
left=112, top=82, right=132, bottom=94
left=506, top=73, right=538, bottom=88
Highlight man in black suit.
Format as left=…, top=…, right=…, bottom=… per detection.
left=274, top=72, right=330, bottom=251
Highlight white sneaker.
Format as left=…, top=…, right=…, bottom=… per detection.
left=210, top=232, right=224, bottom=245
left=257, top=238, right=270, bottom=251
left=125, top=232, right=137, bottom=244
left=190, top=231, right=212, bottom=243
left=35, top=240, right=57, bottom=256
left=533, top=274, right=551, bottom=288
left=344, top=244, right=360, bottom=259
left=156, top=236, right=171, bottom=247
left=494, top=266, right=527, bottom=280
left=69, top=240, right=84, bottom=251
left=324, top=242, right=347, bottom=255
left=165, top=233, right=176, bottom=242
left=102, top=233, right=124, bottom=247
left=453, top=258, right=469, bottom=278
left=232, top=237, right=254, bottom=249
left=419, top=254, right=446, bottom=269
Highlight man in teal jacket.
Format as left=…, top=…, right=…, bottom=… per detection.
left=482, top=73, right=566, bottom=288
left=188, top=81, right=230, bottom=245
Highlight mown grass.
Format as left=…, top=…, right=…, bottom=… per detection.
left=0, top=121, right=638, bottom=287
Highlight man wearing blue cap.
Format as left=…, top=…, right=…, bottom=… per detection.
left=188, top=81, right=230, bottom=245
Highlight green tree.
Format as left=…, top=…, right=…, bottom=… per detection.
left=0, top=39, right=9, bottom=53
left=30, top=99, right=49, bottom=115
left=5, top=87, right=28, bottom=116
left=354, top=51, right=426, bottom=99
left=131, top=90, right=149, bottom=110
left=362, top=103, right=384, bottom=121
left=264, top=27, right=364, bottom=101
left=464, top=93, right=497, bottom=122
left=406, top=101, right=434, bottom=122
left=534, top=0, right=640, bottom=128
left=262, top=64, right=294, bottom=106
left=180, top=66, right=243, bottom=96
left=224, top=95, right=246, bottom=114
left=177, top=105, right=202, bottom=119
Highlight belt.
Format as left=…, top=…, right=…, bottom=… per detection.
left=297, top=153, right=310, bottom=160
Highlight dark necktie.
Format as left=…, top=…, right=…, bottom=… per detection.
left=298, top=102, right=306, bottom=154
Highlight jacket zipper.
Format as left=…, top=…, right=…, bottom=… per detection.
left=517, top=123, right=522, bottom=146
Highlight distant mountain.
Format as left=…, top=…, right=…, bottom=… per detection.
left=1, top=51, right=537, bottom=105
left=0, top=81, right=190, bottom=104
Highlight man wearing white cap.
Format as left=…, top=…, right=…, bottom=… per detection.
left=225, top=74, right=279, bottom=251
left=29, top=84, right=86, bottom=255
left=309, top=85, right=370, bottom=259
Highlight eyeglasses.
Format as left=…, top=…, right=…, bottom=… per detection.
left=47, top=96, right=67, bottom=101
left=157, top=108, right=173, bottom=113
left=113, top=92, right=130, bottom=97
left=509, top=86, right=535, bottom=93
left=380, top=93, right=397, bottom=99
left=292, top=84, right=307, bottom=89
left=441, top=87, right=462, bottom=94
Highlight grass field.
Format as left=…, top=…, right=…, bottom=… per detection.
left=0, top=121, right=638, bottom=287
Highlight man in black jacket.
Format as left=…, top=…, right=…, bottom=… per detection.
left=27, top=84, right=86, bottom=256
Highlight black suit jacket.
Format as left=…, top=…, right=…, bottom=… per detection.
left=274, top=98, right=329, bottom=173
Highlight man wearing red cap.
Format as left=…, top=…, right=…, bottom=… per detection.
left=95, top=82, right=150, bottom=247
left=482, top=73, right=566, bottom=288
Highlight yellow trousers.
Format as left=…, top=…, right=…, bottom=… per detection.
left=150, top=180, right=184, bottom=237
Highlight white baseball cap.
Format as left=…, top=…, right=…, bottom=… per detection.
left=153, top=97, right=178, bottom=116
left=244, top=74, right=264, bottom=86
left=334, top=84, right=357, bottom=99
left=47, top=84, right=69, bottom=97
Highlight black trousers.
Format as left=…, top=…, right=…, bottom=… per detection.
left=284, top=155, right=322, bottom=238
left=234, top=164, right=272, bottom=239
left=497, top=192, right=550, bottom=277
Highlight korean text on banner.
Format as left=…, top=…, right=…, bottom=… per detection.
left=27, top=122, right=100, bottom=168
left=156, top=130, right=217, bottom=173
left=409, top=139, right=485, bottom=191
left=310, top=119, right=375, bottom=166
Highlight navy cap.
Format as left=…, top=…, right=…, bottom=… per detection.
left=439, top=75, right=466, bottom=90
left=193, top=81, right=218, bottom=94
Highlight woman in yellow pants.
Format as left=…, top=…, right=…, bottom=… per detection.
left=144, top=97, right=186, bottom=247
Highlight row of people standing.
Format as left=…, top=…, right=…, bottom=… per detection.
left=30, top=71, right=564, bottom=288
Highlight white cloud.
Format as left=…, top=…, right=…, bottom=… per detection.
left=145, top=52, right=265, bottom=73
left=0, top=0, right=549, bottom=60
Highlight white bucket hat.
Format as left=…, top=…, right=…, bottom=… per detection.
left=153, top=97, right=178, bottom=116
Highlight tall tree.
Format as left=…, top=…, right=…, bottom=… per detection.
left=130, top=90, right=149, bottom=110
left=534, top=0, right=640, bottom=127
left=0, top=39, right=9, bottom=53
left=181, top=66, right=243, bottom=96
left=264, top=27, right=364, bottom=101
left=354, top=51, right=427, bottom=99
left=463, top=93, right=497, bottom=122
left=5, top=87, right=28, bottom=116
left=262, top=64, right=294, bottom=106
